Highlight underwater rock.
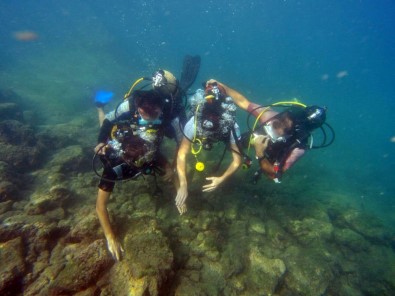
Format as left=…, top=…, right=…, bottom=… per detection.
left=248, top=216, right=266, bottom=235
left=0, top=103, right=23, bottom=121
left=0, top=200, right=13, bottom=214
left=333, top=228, right=370, bottom=252
left=0, top=142, right=43, bottom=171
left=0, top=120, right=45, bottom=171
left=0, top=120, right=36, bottom=146
left=174, top=275, right=205, bottom=295
left=0, top=211, right=69, bottom=271
left=0, top=237, right=26, bottom=295
left=36, top=118, right=96, bottom=150
left=247, top=246, right=286, bottom=295
left=0, top=181, right=18, bottom=203
left=67, top=211, right=100, bottom=243
left=329, top=207, right=392, bottom=245
left=220, top=243, right=245, bottom=278
left=48, top=239, right=113, bottom=294
left=25, top=185, right=74, bottom=215
left=109, top=218, right=173, bottom=296
left=286, top=217, right=334, bottom=245
left=48, top=145, right=90, bottom=174
left=282, top=246, right=334, bottom=295
left=133, top=192, right=157, bottom=218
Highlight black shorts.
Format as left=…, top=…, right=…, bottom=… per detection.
left=97, top=156, right=167, bottom=192
left=98, top=162, right=142, bottom=192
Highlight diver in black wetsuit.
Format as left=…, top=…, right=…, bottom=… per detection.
left=94, top=89, right=173, bottom=261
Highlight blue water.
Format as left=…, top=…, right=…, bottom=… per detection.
left=1, top=0, right=394, bottom=237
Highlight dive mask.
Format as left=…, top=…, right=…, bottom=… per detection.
left=138, top=118, right=162, bottom=125
left=263, top=121, right=288, bottom=143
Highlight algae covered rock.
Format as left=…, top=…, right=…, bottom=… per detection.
left=25, top=185, right=74, bottom=215
left=109, top=218, right=174, bottom=296
left=282, top=245, right=334, bottom=295
left=287, top=217, right=334, bottom=245
left=48, top=144, right=90, bottom=174
left=0, top=237, right=26, bottom=295
left=49, top=239, right=113, bottom=294
left=247, top=246, right=286, bottom=295
left=333, top=228, right=370, bottom=252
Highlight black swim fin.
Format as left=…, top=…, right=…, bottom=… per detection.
left=179, top=55, right=201, bottom=93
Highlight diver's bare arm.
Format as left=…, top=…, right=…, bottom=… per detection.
left=96, top=189, right=115, bottom=240
left=176, top=137, right=190, bottom=189
left=258, top=158, right=276, bottom=179
left=219, top=143, right=242, bottom=182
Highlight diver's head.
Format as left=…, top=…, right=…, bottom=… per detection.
left=263, top=106, right=327, bottom=142
left=133, top=90, right=163, bottom=121
left=204, top=81, right=227, bottom=103
left=263, top=111, right=294, bottom=143
left=152, top=69, right=178, bottom=96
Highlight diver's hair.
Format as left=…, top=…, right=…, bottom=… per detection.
left=133, top=90, right=163, bottom=118
left=273, top=111, right=294, bottom=133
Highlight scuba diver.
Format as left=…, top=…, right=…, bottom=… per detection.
left=175, top=82, right=243, bottom=215
left=206, top=79, right=334, bottom=183
left=94, top=89, right=173, bottom=261
left=95, top=55, right=201, bottom=146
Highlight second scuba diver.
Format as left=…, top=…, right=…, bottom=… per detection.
left=175, top=82, right=243, bottom=215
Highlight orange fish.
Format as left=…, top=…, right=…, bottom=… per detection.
left=12, top=30, right=39, bottom=42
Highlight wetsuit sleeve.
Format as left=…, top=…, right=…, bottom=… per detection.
left=97, top=118, right=113, bottom=143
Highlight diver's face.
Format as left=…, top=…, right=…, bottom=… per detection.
left=265, top=116, right=293, bottom=142
left=137, top=106, right=162, bottom=121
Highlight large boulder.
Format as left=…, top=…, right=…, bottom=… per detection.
left=48, top=240, right=113, bottom=294
left=109, top=217, right=174, bottom=296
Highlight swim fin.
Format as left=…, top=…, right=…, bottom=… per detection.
left=179, top=55, right=201, bottom=93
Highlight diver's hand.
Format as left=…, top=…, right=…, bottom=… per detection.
left=202, top=176, right=223, bottom=192
left=175, top=186, right=188, bottom=215
left=106, top=236, right=124, bottom=261
left=94, top=143, right=107, bottom=155
left=252, top=135, right=270, bottom=158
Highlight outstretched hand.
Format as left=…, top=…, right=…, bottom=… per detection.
left=202, top=176, right=223, bottom=192
left=106, top=236, right=124, bottom=261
